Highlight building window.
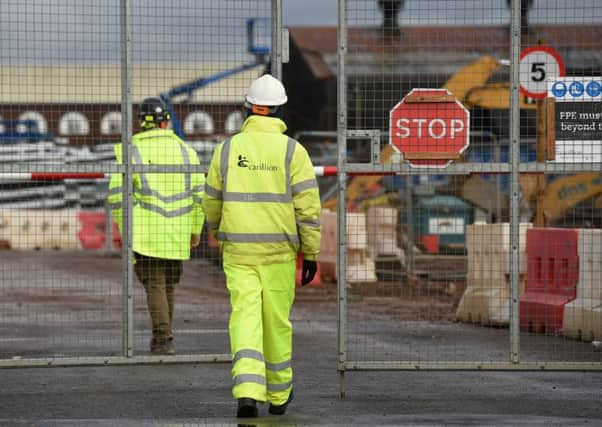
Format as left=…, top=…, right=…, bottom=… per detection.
left=17, top=111, right=48, bottom=134
left=59, top=112, right=90, bottom=136
left=100, top=111, right=122, bottom=135
left=183, top=111, right=214, bottom=135
left=225, top=110, right=244, bottom=134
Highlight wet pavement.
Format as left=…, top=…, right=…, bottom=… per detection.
left=0, top=252, right=601, bottom=425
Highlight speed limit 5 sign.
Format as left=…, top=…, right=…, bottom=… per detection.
left=519, top=46, right=565, bottom=99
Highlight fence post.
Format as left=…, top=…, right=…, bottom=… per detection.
left=337, top=0, right=348, bottom=399
left=509, top=0, right=522, bottom=365
left=271, top=0, right=282, bottom=80
left=119, top=0, right=134, bottom=358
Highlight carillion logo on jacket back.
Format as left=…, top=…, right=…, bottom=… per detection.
left=237, top=155, right=279, bottom=172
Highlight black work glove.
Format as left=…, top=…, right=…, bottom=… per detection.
left=301, top=260, right=317, bottom=286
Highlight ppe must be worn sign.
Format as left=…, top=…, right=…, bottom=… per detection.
left=549, top=77, right=602, bottom=163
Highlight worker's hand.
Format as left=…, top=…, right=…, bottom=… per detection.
left=190, top=234, right=201, bottom=248
left=301, top=260, right=317, bottom=286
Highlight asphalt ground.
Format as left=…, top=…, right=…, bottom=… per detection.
left=0, top=252, right=601, bottom=426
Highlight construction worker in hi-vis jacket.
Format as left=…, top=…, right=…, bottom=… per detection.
left=203, top=74, right=321, bottom=418
left=107, top=97, right=205, bottom=356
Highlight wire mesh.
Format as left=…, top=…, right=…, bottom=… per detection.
left=1, top=0, right=601, bottom=372
left=0, top=0, right=273, bottom=364
left=339, top=0, right=602, bottom=369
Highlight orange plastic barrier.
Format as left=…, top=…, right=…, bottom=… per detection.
left=421, top=235, right=439, bottom=254
left=78, top=211, right=121, bottom=250
left=520, top=228, right=579, bottom=334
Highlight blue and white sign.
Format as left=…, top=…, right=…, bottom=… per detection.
left=549, top=77, right=602, bottom=101
left=549, top=77, right=602, bottom=163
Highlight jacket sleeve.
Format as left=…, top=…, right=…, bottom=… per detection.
left=106, top=142, right=141, bottom=235
left=290, top=141, right=321, bottom=260
left=188, top=145, right=206, bottom=235
left=202, top=142, right=224, bottom=237
left=107, top=143, right=124, bottom=233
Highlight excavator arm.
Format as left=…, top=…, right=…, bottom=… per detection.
left=521, top=173, right=602, bottom=225
left=444, top=55, right=536, bottom=110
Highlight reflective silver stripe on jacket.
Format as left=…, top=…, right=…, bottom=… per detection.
left=267, top=380, right=292, bottom=392
left=107, top=186, right=123, bottom=197
left=137, top=201, right=193, bottom=218
left=110, top=199, right=189, bottom=218
left=292, top=178, right=318, bottom=195
left=206, top=221, right=219, bottom=230
left=216, top=232, right=300, bottom=244
left=223, top=192, right=291, bottom=203
left=284, top=137, right=296, bottom=196
left=136, top=187, right=192, bottom=203
left=191, top=183, right=204, bottom=194
left=110, top=184, right=193, bottom=204
left=132, top=146, right=149, bottom=189
left=265, top=359, right=291, bottom=372
left=133, top=142, right=193, bottom=198
left=219, top=136, right=296, bottom=204
left=205, top=184, right=222, bottom=199
left=233, top=349, right=264, bottom=364
left=296, top=219, right=321, bottom=228
left=179, top=143, right=191, bottom=192
left=220, top=137, right=232, bottom=190
left=234, top=374, right=266, bottom=386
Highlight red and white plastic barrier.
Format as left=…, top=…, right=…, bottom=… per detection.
left=0, top=172, right=108, bottom=181
left=0, top=167, right=398, bottom=181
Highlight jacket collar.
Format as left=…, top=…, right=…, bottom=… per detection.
left=137, top=128, right=174, bottom=138
left=241, top=115, right=287, bottom=134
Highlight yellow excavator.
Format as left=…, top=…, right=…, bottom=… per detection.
left=445, top=55, right=602, bottom=226
left=444, top=55, right=537, bottom=111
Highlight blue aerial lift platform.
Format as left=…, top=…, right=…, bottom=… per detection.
left=160, top=18, right=270, bottom=138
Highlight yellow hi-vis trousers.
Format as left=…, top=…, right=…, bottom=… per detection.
left=224, top=260, right=296, bottom=405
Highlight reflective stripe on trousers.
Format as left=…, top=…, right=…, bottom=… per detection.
left=224, top=260, right=296, bottom=405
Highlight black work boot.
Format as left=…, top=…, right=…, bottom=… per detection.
left=269, top=389, right=293, bottom=415
left=237, top=398, right=258, bottom=418
left=150, top=338, right=175, bottom=355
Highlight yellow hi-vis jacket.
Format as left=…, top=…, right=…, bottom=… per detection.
left=203, top=115, right=321, bottom=265
left=107, top=128, right=205, bottom=260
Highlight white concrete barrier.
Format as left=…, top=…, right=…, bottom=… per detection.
left=0, top=209, right=80, bottom=250
left=456, top=222, right=531, bottom=325
left=366, top=206, right=405, bottom=265
left=317, top=210, right=377, bottom=284
left=563, top=229, right=602, bottom=341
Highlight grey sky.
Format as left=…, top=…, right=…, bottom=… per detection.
left=284, top=0, right=602, bottom=26
left=1, top=0, right=601, bottom=63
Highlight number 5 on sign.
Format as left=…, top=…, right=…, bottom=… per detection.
left=519, top=46, right=565, bottom=99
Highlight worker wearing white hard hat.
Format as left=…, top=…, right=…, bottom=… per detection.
left=203, top=74, right=321, bottom=418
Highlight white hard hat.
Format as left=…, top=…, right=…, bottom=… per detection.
left=245, top=74, right=288, bottom=106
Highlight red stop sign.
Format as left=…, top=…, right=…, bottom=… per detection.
left=389, top=88, right=470, bottom=167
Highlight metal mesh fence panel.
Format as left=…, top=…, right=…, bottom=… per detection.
left=129, top=0, right=271, bottom=358
left=0, top=0, right=275, bottom=365
left=338, top=0, right=602, bottom=371
left=517, top=1, right=602, bottom=365
left=0, top=0, right=125, bottom=362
